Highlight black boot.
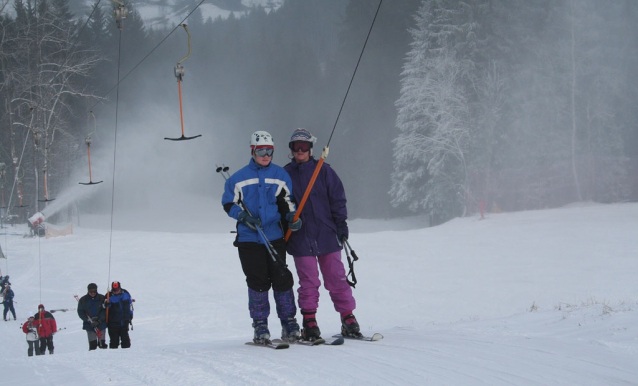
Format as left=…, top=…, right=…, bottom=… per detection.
left=301, top=315, right=321, bottom=341
left=341, top=313, right=361, bottom=337
left=89, top=340, right=98, bottom=351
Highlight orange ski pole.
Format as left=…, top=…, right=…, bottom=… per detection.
left=285, top=147, right=328, bottom=242
left=105, top=290, right=110, bottom=323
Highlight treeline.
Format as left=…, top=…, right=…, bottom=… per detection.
left=392, top=0, right=638, bottom=224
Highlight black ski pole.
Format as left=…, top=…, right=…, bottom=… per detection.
left=343, top=239, right=359, bottom=262
left=216, top=164, right=231, bottom=181
left=240, top=201, right=282, bottom=265
left=342, top=238, right=358, bottom=288
left=215, top=165, right=227, bottom=180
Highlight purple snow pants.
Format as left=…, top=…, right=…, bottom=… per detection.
left=293, top=251, right=356, bottom=314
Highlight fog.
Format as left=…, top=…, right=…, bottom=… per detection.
left=66, top=0, right=398, bottom=231
left=3, top=0, right=637, bottom=231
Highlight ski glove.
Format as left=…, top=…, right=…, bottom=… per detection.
left=337, top=223, right=349, bottom=242
left=286, top=212, right=302, bottom=232
left=238, top=211, right=261, bottom=230
left=90, top=316, right=100, bottom=328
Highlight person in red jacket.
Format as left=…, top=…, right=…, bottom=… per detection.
left=22, top=315, right=41, bottom=356
left=34, top=304, right=57, bottom=354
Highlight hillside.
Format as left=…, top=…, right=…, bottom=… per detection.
left=1, top=202, right=637, bottom=384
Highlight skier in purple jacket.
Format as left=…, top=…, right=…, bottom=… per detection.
left=284, top=128, right=360, bottom=340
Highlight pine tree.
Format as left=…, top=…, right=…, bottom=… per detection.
left=391, top=0, right=482, bottom=222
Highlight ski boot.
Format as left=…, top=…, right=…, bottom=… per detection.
left=280, top=317, right=301, bottom=342
left=341, top=313, right=362, bottom=338
left=252, top=319, right=271, bottom=344
left=301, top=316, right=322, bottom=341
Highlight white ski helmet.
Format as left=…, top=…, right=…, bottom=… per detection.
left=250, top=131, right=274, bottom=149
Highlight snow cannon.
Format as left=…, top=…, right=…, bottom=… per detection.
left=28, top=212, right=45, bottom=227
left=27, top=212, right=46, bottom=237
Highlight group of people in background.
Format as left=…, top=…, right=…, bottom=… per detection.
left=20, top=304, right=57, bottom=356
left=15, top=281, right=133, bottom=357
left=2, top=270, right=59, bottom=357
left=76, top=281, right=134, bottom=351
left=222, top=128, right=361, bottom=344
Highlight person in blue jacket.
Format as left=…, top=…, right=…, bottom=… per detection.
left=104, top=281, right=133, bottom=348
left=222, top=131, right=303, bottom=343
left=2, top=283, right=16, bottom=321
left=77, top=283, right=107, bottom=350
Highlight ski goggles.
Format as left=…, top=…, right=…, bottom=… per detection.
left=289, top=141, right=312, bottom=153
left=253, top=147, right=274, bottom=157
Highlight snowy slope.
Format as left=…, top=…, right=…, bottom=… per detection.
left=1, top=202, right=637, bottom=385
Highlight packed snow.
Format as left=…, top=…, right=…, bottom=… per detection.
left=1, top=202, right=637, bottom=385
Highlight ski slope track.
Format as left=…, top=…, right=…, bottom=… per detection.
left=1, top=202, right=637, bottom=385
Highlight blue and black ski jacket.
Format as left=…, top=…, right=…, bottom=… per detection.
left=222, top=158, right=297, bottom=243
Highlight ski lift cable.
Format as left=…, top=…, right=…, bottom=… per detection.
left=106, top=27, right=124, bottom=291
left=285, top=0, right=383, bottom=242
left=326, top=0, right=383, bottom=148
left=104, top=0, right=133, bottom=321
left=88, top=0, right=207, bottom=112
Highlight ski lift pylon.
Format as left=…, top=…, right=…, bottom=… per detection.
left=165, top=24, right=202, bottom=142
left=80, top=111, right=103, bottom=185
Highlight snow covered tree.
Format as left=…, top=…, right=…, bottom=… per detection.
left=0, top=0, right=100, bottom=212
left=391, top=0, right=480, bottom=223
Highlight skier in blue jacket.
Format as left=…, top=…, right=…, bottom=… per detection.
left=2, top=284, right=16, bottom=321
left=104, top=281, right=133, bottom=348
left=222, top=131, right=303, bottom=343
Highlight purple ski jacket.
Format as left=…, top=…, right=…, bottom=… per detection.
left=284, top=157, right=347, bottom=257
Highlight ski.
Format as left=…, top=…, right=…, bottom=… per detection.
left=324, top=336, right=345, bottom=345
left=244, top=340, right=289, bottom=349
left=50, top=309, right=70, bottom=313
left=272, top=336, right=345, bottom=346
left=333, top=333, right=383, bottom=342
left=272, top=338, right=326, bottom=346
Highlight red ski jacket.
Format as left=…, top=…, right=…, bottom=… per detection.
left=34, top=310, right=57, bottom=338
